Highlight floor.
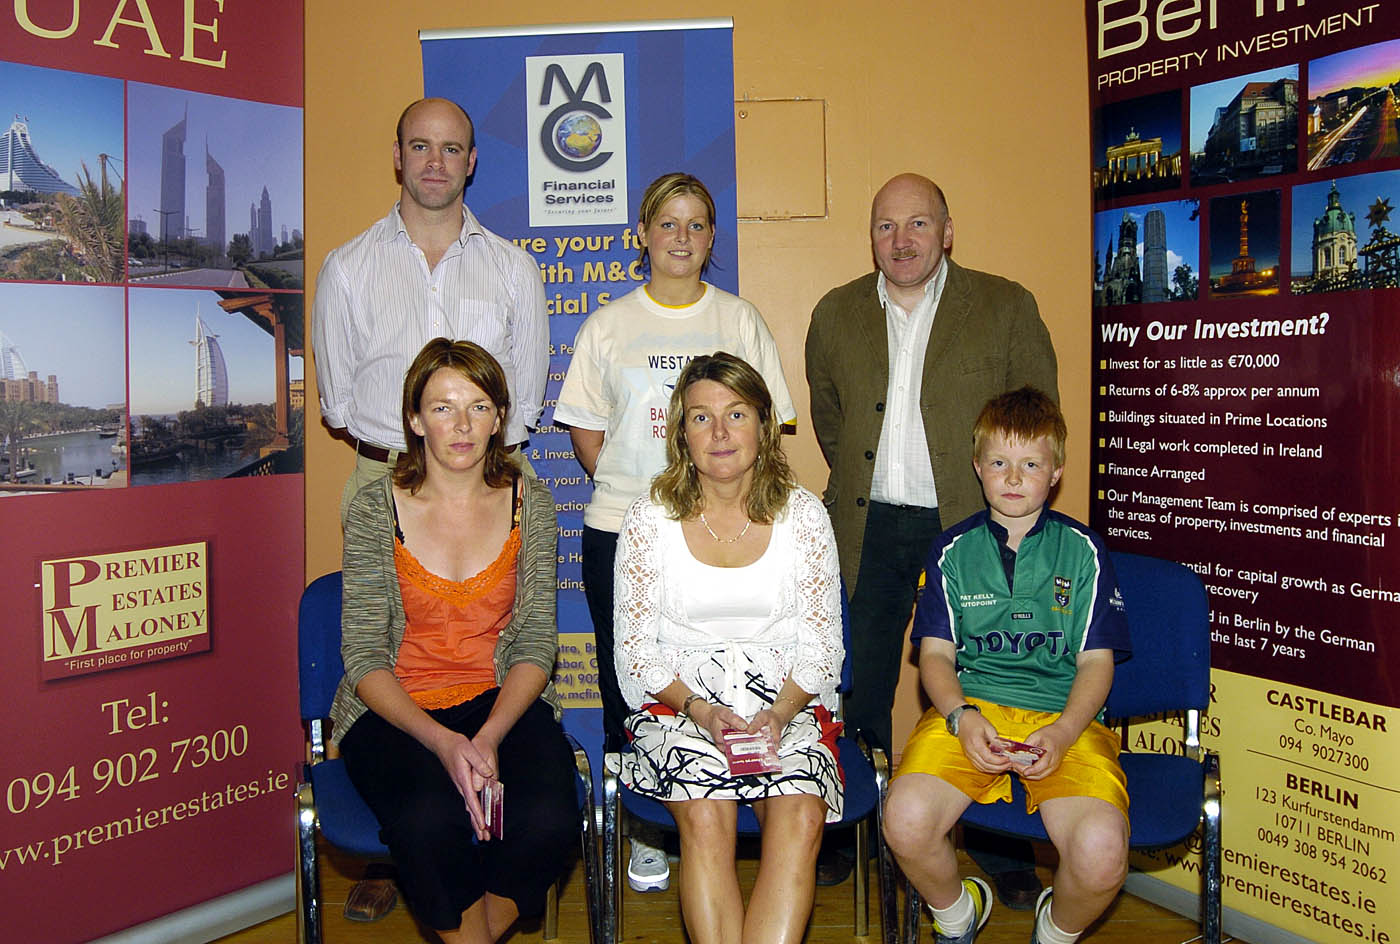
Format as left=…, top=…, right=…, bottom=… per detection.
left=218, top=838, right=1206, bottom=943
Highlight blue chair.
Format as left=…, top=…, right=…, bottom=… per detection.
left=900, top=550, right=1222, bottom=944
left=293, top=571, right=601, bottom=944
left=601, top=584, right=898, bottom=943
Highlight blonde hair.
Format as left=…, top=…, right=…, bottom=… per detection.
left=636, top=172, right=717, bottom=272
left=650, top=352, right=794, bottom=522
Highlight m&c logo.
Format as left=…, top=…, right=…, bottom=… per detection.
left=539, top=61, right=613, bottom=171
left=526, top=53, right=628, bottom=227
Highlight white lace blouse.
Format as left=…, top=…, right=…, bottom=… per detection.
left=613, top=487, right=844, bottom=717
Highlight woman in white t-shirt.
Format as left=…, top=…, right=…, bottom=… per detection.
left=554, top=173, right=796, bottom=892
left=614, top=352, right=842, bottom=944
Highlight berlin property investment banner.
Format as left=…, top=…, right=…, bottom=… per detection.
left=420, top=19, right=739, bottom=714
left=0, top=2, right=306, bottom=940
left=1089, top=2, right=1398, bottom=941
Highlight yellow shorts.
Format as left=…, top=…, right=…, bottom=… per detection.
left=894, top=698, right=1128, bottom=820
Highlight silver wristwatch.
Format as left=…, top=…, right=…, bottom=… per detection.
left=945, top=703, right=981, bottom=736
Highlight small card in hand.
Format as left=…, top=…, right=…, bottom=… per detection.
left=481, top=780, right=505, bottom=840
left=720, top=728, right=782, bottom=775
left=989, top=737, right=1046, bottom=765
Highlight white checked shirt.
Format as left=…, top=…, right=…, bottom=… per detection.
left=312, top=203, right=549, bottom=448
left=870, top=259, right=947, bottom=508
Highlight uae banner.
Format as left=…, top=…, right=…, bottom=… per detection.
left=0, top=2, right=305, bottom=940
left=1087, top=3, right=1399, bottom=941
left=421, top=18, right=739, bottom=715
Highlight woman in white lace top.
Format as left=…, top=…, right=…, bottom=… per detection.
left=613, top=352, right=844, bottom=944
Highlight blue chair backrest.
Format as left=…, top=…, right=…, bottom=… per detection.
left=1104, top=551, right=1211, bottom=721
left=298, top=571, right=345, bottom=722
left=299, top=572, right=855, bottom=720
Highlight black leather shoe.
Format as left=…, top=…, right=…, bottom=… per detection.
left=990, top=868, right=1043, bottom=910
left=815, top=846, right=855, bottom=886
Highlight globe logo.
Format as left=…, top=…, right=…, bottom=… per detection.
left=554, top=111, right=603, bottom=161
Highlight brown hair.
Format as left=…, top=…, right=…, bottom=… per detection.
left=650, top=352, right=794, bottom=522
left=392, top=338, right=511, bottom=492
left=972, top=386, right=1067, bottom=468
left=636, top=172, right=717, bottom=272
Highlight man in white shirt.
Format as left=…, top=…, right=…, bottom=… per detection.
left=805, top=174, right=1057, bottom=894
left=313, top=98, right=548, bottom=521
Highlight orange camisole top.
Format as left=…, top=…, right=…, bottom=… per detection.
left=391, top=479, right=521, bottom=710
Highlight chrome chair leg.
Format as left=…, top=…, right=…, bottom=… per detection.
left=871, top=746, right=898, bottom=944
left=1202, top=750, right=1223, bottom=944
left=295, top=781, right=321, bottom=944
left=854, top=819, right=870, bottom=936
left=580, top=813, right=601, bottom=944
left=543, top=885, right=559, bottom=940
left=902, top=882, right=923, bottom=944
left=602, top=755, right=622, bottom=942
left=571, top=740, right=602, bottom=944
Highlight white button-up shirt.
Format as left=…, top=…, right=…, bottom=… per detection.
left=870, top=259, right=947, bottom=508
left=312, top=203, right=549, bottom=448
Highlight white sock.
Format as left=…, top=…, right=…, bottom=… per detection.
left=931, top=884, right=975, bottom=936
left=1036, top=898, right=1079, bottom=944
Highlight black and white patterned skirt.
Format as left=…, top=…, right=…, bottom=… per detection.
left=620, top=667, right=845, bottom=821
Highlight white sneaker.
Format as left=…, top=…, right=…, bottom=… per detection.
left=627, top=836, right=670, bottom=892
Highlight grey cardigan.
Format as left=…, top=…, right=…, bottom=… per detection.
left=328, top=460, right=561, bottom=740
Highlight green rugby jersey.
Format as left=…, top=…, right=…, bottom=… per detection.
left=911, top=508, right=1131, bottom=715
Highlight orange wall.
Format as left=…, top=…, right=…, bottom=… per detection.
left=305, top=0, right=1092, bottom=750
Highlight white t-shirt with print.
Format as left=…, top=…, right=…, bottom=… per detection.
left=553, top=283, right=797, bottom=532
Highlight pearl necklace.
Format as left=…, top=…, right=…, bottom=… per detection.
left=699, top=511, right=751, bottom=543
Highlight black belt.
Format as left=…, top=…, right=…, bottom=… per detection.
left=353, top=439, right=392, bottom=462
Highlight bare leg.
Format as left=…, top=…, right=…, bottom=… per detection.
left=438, top=892, right=519, bottom=944
left=743, top=793, right=826, bottom=944
left=1038, top=796, right=1129, bottom=932
left=882, top=772, right=973, bottom=908
left=669, top=799, right=743, bottom=944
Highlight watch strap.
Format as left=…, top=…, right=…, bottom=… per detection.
left=945, top=703, right=981, bottom=735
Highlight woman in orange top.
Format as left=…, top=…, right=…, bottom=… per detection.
left=330, top=339, right=573, bottom=944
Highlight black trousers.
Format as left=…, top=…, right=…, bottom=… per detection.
left=581, top=526, right=629, bottom=749
left=842, top=501, right=943, bottom=754
left=340, top=691, right=576, bottom=929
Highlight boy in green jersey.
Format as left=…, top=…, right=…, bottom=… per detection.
left=884, top=387, right=1132, bottom=944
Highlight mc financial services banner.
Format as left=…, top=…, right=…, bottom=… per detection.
left=0, top=2, right=306, bottom=939
left=422, top=19, right=739, bottom=711
left=1088, top=2, right=1398, bottom=940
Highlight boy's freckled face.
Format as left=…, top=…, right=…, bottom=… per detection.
left=973, top=432, right=1063, bottom=529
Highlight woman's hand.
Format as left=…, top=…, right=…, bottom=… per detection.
left=691, top=700, right=749, bottom=745
left=747, top=691, right=806, bottom=743
left=432, top=730, right=500, bottom=840
left=746, top=707, right=785, bottom=744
